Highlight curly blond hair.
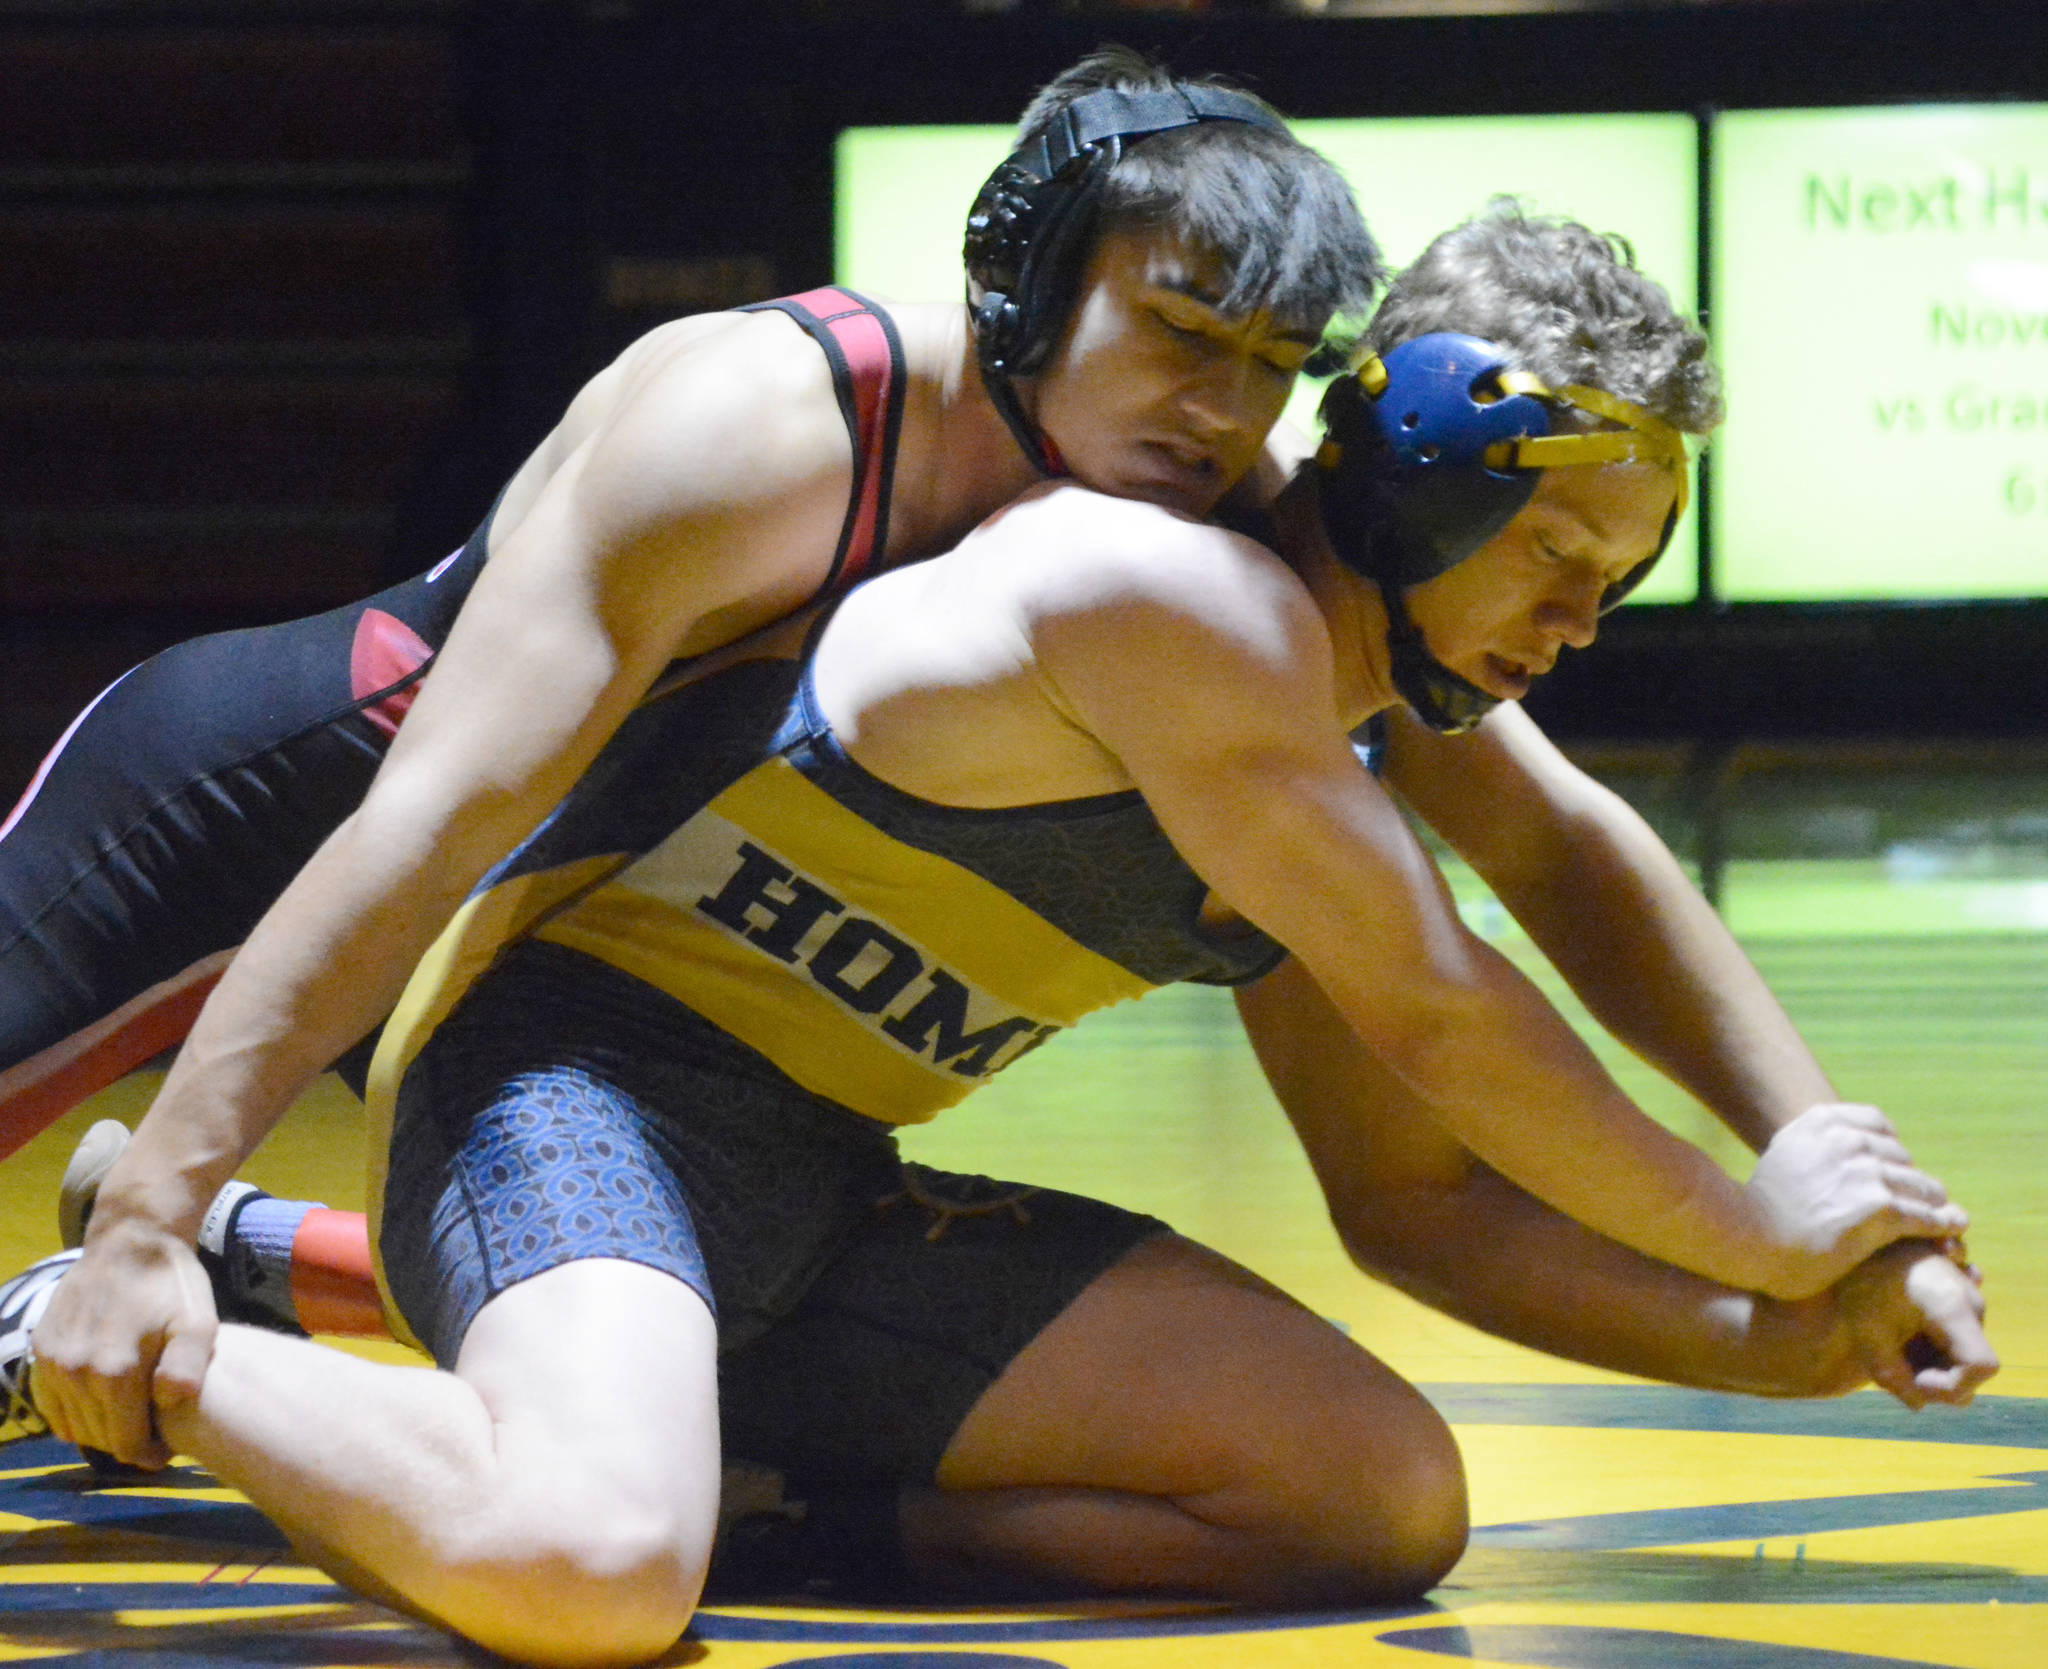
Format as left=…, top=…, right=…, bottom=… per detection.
left=1365, top=198, right=1722, bottom=434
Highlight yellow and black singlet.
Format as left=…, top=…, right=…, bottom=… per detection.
left=369, top=643, right=1294, bottom=1155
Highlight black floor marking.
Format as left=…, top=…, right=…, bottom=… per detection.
left=1424, top=1385, right=2048, bottom=1451
left=749, top=1657, right=1065, bottom=1668
left=1447, top=1545, right=2043, bottom=1607
left=1380, top=1622, right=1970, bottom=1667
left=1472, top=1470, right=2048, bottom=1550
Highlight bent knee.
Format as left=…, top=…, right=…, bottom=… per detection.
left=1284, top=1464, right=1466, bottom=1605
left=1261, top=1390, right=1470, bottom=1604
left=1335, top=1468, right=1469, bottom=1602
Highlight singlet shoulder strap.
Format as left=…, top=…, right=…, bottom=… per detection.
left=737, top=286, right=908, bottom=596
left=1350, top=712, right=1389, bottom=777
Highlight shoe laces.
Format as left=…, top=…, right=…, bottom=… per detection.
left=0, top=1331, right=49, bottom=1440
left=0, top=1255, right=76, bottom=1441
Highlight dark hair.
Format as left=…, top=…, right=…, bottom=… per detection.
left=1365, top=198, right=1722, bottom=434
left=1016, top=47, right=1383, bottom=338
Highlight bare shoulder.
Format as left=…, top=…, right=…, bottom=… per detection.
left=985, top=483, right=1312, bottom=631
left=478, top=308, right=880, bottom=658
left=952, top=484, right=1342, bottom=750
left=530, top=308, right=863, bottom=578
left=599, top=309, right=851, bottom=486
left=495, top=307, right=853, bottom=543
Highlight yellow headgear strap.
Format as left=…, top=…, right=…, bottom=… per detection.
left=1485, top=371, right=1692, bottom=521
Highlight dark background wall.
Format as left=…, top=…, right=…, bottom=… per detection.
left=4, top=0, right=2044, bottom=801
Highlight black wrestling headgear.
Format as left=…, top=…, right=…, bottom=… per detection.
left=964, top=82, right=1288, bottom=471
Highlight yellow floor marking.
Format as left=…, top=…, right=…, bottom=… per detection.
left=1457, top=1426, right=2048, bottom=1527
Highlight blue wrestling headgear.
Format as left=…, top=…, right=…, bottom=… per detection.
left=965, top=83, right=1288, bottom=471
left=1314, top=331, right=1691, bottom=734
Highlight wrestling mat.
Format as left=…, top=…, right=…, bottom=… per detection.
left=4, top=1383, right=2043, bottom=1668
left=7, top=758, right=2046, bottom=1666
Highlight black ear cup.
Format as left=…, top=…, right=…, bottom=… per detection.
left=966, top=149, right=1106, bottom=379
left=965, top=158, right=1055, bottom=376
left=970, top=289, right=1023, bottom=374
left=1317, top=334, right=1547, bottom=592
left=965, top=159, right=1043, bottom=298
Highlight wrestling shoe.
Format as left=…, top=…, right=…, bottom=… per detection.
left=0, top=1249, right=81, bottom=1443
left=59, top=1118, right=131, bottom=1248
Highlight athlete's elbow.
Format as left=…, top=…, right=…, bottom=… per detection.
left=1323, top=1174, right=1416, bottom=1276
left=1327, top=1180, right=1470, bottom=1303
left=1336, top=1214, right=1441, bottom=1297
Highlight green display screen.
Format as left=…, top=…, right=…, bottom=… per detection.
left=1713, top=105, right=2048, bottom=602
left=836, top=113, right=1700, bottom=604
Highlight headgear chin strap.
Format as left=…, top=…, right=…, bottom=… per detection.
left=964, top=82, right=1287, bottom=473
left=1380, top=588, right=1505, bottom=735
left=1314, top=331, right=1691, bottom=733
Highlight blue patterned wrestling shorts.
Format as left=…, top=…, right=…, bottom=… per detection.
left=380, top=941, right=1168, bottom=1485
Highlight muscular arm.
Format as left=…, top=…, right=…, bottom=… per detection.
left=1032, top=523, right=1961, bottom=1305
left=1382, top=703, right=1970, bottom=1272
left=1384, top=702, right=1831, bottom=1151
left=1236, top=958, right=1997, bottom=1404
left=35, top=317, right=857, bottom=1463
